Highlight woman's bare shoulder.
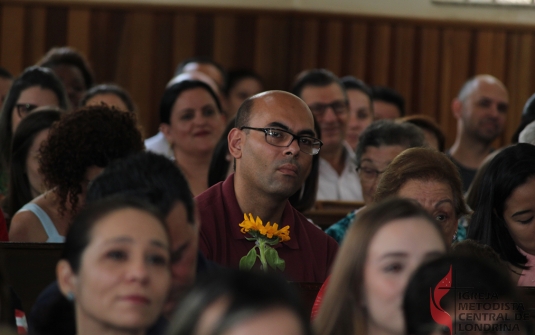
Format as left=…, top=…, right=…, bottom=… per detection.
left=9, top=206, right=47, bottom=242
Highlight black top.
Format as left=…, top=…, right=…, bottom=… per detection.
left=447, top=153, right=477, bottom=193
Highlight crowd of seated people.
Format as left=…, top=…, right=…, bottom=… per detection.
left=0, top=44, right=533, bottom=335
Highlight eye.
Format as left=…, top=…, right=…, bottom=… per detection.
left=477, top=99, right=492, bottom=108
left=202, top=107, right=217, bottom=117
left=384, top=262, right=404, bottom=273
left=107, top=250, right=127, bottom=261
left=299, top=137, right=313, bottom=146
left=179, top=111, right=194, bottom=121
left=147, top=253, right=169, bottom=266
left=267, top=129, right=283, bottom=138
left=357, top=109, right=371, bottom=119
left=497, top=103, right=508, bottom=114
left=518, top=216, right=534, bottom=225
left=435, top=214, right=447, bottom=222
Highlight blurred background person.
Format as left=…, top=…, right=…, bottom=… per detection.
left=80, top=83, right=136, bottom=113
left=160, top=80, right=225, bottom=196
left=224, top=69, right=264, bottom=120
left=398, top=114, right=445, bottom=152
left=146, top=59, right=225, bottom=160
left=340, top=76, right=373, bottom=152
left=2, top=109, right=62, bottom=221
left=56, top=197, right=171, bottom=335
left=9, top=106, right=144, bottom=242
left=314, top=198, right=447, bottom=335
left=292, top=69, right=361, bottom=201
left=0, top=66, right=68, bottom=193
left=371, top=86, right=405, bottom=120
left=468, top=143, right=535, bottom=286
left=166, top=269, right=312, bottom=335
left=36, top=46, right=95, bottom=109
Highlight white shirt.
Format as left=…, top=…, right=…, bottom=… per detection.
left=144, top=131, right=174, bottom=159
left=316, top=143, right=363, bottom=201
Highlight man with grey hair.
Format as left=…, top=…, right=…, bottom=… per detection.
left=519, top=120, right=535, bottom=145
left=448, top=75, right=509, bottom=192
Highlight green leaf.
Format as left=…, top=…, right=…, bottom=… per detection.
left=265, top=247, right=278, bottom=270
left=274, top=252, right=285, bottom=271
left=239, top=248, right=258, bottom=270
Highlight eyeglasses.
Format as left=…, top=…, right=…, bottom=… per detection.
left=308, top=100, right=349, bottom=118
left=15, top=103, right=39, bottom=118
left=240, top=126, right=323, bottom=155
left=356, top=166, right=387, bottom=180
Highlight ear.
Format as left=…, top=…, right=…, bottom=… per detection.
left=228, top=128, right=243, bottom=159
left=451, top=98, right=463, bottom=120
left=160, top=123, right=173, bottom=143
left=57, top=260, right=77, bottom=298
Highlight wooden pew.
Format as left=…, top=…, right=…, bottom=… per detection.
left=305, top=201, right=364, bottom=230
left=0, top=242, right=63, bottom=314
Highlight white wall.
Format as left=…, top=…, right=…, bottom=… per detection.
left=22, top=0, right=535, bottom=25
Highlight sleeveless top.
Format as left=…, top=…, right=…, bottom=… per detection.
left=17, top=203, right=65, bottom=243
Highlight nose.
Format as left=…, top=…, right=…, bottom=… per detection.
left=284, top=137, right=301, bottom=156
left=126, top=258, right=150, bottom=284
left=321, top=106, right=338, bottom=123
left=193, top=111, right=209, bottom=124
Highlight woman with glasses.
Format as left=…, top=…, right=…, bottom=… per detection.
left=0, top=66, right=69, bottom=193
left=159, top=80, right=226, bottom=196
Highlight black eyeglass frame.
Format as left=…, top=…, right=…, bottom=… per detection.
left=240, top=126, right=323, bottom=155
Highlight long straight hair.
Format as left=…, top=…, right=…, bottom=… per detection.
left=468, top=143, right=535, bottom=269
left=314, top=197, right=447, bottom=335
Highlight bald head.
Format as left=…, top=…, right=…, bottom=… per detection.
left=457, top=75, right=508, bottom=103
left=235, top=90, right=313, bottom=130
left=453, top=74, right=509, bottom=143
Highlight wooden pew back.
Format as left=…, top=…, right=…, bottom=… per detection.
left=0, top=242, right=63, bottom=314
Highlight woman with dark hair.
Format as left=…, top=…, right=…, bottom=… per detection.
left=166, top=269, right=312, bottom=335
left=314, top=198, right=447, bottom=335
left=9, top=105, right=144, bottom=242
left=468, top=143, right=535, bottom=286
left=56, top=196, right=171, bottom=335
left=0, top=66, right=68, bottom=176
left=160, top=80, right=225, bottom=196
left=37, top=46, right=94, bottom=108
left=3, top=109, right=62, bottom=220
left=81, top=83, right=135, bottom=113
left=224, top=69, right=264, bottom=119
left=375, top=147, right=470, bottom=243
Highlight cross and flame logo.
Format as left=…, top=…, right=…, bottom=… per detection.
left=430, top=265, right=453, bottom=335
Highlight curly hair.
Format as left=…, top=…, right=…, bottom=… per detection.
left=39, top=105, right=144, bottom=215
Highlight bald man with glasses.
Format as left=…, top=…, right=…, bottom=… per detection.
left=196, top=90, right=338, bottom=282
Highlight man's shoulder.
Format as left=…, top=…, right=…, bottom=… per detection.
left=196, top=180, right=228, bottom=208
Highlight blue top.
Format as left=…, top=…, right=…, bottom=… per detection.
left=325, top=207, right=467, bottom=245
left=17, top=203, right=65, bottom=243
